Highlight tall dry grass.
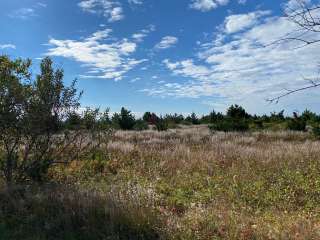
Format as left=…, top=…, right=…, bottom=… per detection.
left=1, top=126, right=320, bottom=239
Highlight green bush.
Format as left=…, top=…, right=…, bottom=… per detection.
left=209, top=119, right=249, bottom=132
left=133, top=119, right=149, bottom=131
left=312, top=125, right=320, bottom=139
left=0, top=56, right=83, bottom=184
left=287, top=119, right=306, bottom=131
left=155, top=118, right=168, bottom=131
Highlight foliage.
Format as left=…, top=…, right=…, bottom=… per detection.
left=287, top=119, right=306, bottom=131
left=0, top=56, right=110, bottom=185
left=155, top=117, right=168, bottom=131
left=226, top=104, right=250, bottom=119
left=312, top=125, right=320, bottom=139
left=65, top=111, right=82, bottom=130
left=82, top=108, right=100, bottom=130
left=133, top=119, right=149, bottom=131
left=287, top=112, right=306, bottom=131
left=209, top=119, right=249, bottom=132
left=0, top=56, right=77, bottom=184
left=143, top=112, right=159, bottom=125
left=1, top=124, right=320, bottom=239
left=99, top=108, right=111, bottom=130
left=164, top=113, right=184, bottom=124
left=112, top=107, right=136, bottom=130
left=185, top=112, right=199, bottom=125
left=269, top=110, right=285, bottom=122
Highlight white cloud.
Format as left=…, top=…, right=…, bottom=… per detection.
left=128, top=0, right=143, bottom=5
left=46, top=29, right=146, bottom=81
left=142, top=11, right=320, bottom=112
left=0, top=44, right=16, bottom=49
left=224, top=11, right=270, bottom=33
left=132, top=33, right=147, bottom=42
left=109, top=6, right=123, bottom=22
left=132, top=25, right=155, bottom=42
left=238, top=0, right=247, bottom=4
left=78, top=0, right=124, bottom=22
left=190, top=0, right=229, bottom=12
left=155, top=36, right=178, bottom=49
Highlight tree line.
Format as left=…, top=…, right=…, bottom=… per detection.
left=63, top=104, right=320, bottom=133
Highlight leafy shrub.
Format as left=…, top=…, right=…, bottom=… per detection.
left=312, top=125, right=320, bottom=139
left=98, top=108, right=112, bottom=130
left=0, top=56, right=86, bottom=185
left=287, top=119, right=306, bottom=131
left=155, top=118, right=168, bottom=131
left=82, top=108, right=100, bottom=130
left=133, top=119, right=149, bottom=131
left=209, top=119, right=249, bottom=132
left=164, top=113, right=184, bottom=124
left=65, top=112, right=82, bottom=130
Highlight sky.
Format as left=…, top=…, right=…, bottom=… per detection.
left=1, top=0, right=320, bottom=116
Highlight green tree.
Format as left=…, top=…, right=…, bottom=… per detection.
left=113, top=107, right=136, bottom=130
left=0, top=56, right=106, bottom=185
left=83, top=108, right=99, bottom=130
left=143, top=112, right=159, bottom=125
left=65, top=111, right=82, bottom=130
left=99, top=108, right=111, bottom=130
left=226, top=105, right=250, bottom=119
left=186, top=112, right=199, bottom=125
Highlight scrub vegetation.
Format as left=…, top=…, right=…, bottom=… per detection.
left=1, top=56, right=320, bottom=239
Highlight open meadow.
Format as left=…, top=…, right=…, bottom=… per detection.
left=2, top=126, right=320, bottom=239
left=3, top=0, right=320, bottom=239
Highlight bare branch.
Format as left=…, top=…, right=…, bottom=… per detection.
left=267, top=0, right=320, bottom=102
left=267, top=82, right=320, bottom=103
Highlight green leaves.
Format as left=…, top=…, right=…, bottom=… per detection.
left=0, top=55, right=82, bottom=184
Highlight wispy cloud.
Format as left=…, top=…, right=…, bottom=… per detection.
left=155, top=36, right=178, bottom=50
left=128, top=0, right=143, bottom=5
left=8, top=2, right=46, bottom=20
left=9, top=8, right=36, bottom=19
left=78, top=0, right=124, bottom=22
left=142, top=10, right=320, bottom=110
left=132, top=25, right=155, bottom=42
left=46, top=29, right=146, bottom=81
left=130, top=77, right=141, bottom=83
left=0, top=44, right=16, bottom=49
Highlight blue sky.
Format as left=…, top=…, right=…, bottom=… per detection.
left=1, top=0, right=320, bottom=116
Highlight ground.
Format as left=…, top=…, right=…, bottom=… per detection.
left=1, top=126, right=320, bottom=239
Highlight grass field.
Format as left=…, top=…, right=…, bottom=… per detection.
left=1, top=126, right=320, bottom=239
